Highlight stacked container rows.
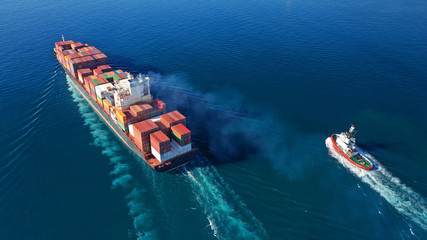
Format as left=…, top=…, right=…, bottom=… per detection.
left=55, top=40, right=192, bottom=166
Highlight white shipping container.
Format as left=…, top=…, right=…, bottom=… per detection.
left=151, top=147, right=172, bottom=162
left=129, top=124, right=134, bottom=137
left=151, top=140, right=191, bottom=163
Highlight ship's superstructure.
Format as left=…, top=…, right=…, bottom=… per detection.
left=330, top=125, right=374, bottom=170
left=54, top=39, right=196, bottom=171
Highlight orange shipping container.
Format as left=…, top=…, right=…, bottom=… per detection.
left=160, top=110, right=186, bottom=128
left=116, top=109, right=127, bottom=124
left=103, top=99, right=112, bottom=114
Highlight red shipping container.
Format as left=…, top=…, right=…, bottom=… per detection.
left=71, top=42, right=84, bottom=50
left=92, top=48, right=102, bottom=54
left=132, top=120, right=160, bottom=152
left=93, top=53, right=108, bottom=65
left=56, top=40, right=74, bottom=50
left=93, top=69, right=103, bottom=75
left=77, top=68, right=93, bottom=82
left=150, top=131, right=171, bottom=154
left=129, top=104, right=153, bottom=119
left=83, top=76, right=92, bottom=84
left=97, top=75, right=110, bottom=83
left=117, top=73, right=127, bottom=80
left=97, top=65, right=112, bottom=72
left=81, top=50, right=94, bottom=56
left=123, top=110, right=136, bottom=124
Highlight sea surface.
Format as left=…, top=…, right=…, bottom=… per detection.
left=1, top=0, right=426, bottom=239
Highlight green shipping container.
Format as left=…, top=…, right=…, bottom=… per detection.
left=113, top=75, right=120, bottom=81
left=91, top=78, right=100, bottom=85
left=101, top=73, right=112, bottom=79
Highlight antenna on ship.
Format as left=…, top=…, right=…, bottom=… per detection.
left=62, top=35, right=65, bottom=42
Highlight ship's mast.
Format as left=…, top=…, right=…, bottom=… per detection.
left=62, top=35, right=65, bottom=42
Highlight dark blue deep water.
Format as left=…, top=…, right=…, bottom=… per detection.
left=1, top=0, right=426, bottom=239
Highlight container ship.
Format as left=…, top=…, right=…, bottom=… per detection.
left=330, top=125, right=374, bottom=170
left=54, top=38, right=197, bottom=172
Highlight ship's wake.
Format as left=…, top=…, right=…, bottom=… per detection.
left=182, top=156, right=268, bottom=240
left=150, top=74, right=268, bottom=239
left=67, top=77, right=157, bottom=240
left=325, top=137, right=427, bottom=230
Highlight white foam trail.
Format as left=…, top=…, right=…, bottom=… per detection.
left=67, top=78, right=157, bottom=239
left=151, top=73, right=268, bottom=238
left=183, top=156, right=268, bottom=240
left=325, top=137, right=427, bottom=230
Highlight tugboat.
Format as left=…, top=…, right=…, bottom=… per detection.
left=330, top=125, right=374, bottom=170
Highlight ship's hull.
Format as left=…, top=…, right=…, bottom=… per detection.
left=56, top=50, right=194, bottom=172
left=330, top=134, right=373, bottom=170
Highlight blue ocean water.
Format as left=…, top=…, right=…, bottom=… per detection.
left=1, top=0, right=426, bottom=239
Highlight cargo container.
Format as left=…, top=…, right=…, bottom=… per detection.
left=171, top=123, right=191, bottom=146
left=77, top=68, right=93, bottom=83
left=55, top=40, right=74, bottom=50
left=90, top=90, right=97, bottom=102
left=129, top=123, right=135, bottom=137
left=71, top=42, right=84, bottom=50
left=93, top=53, right=108, bottom=65
left=103, top=99, right=112, bottom=115
left=117, top=73, right=127, bottom=80
left=160, top=110, right=186, bottom=128
left=88, top=76, right=108, bottom=94
left=150, top=131, right=171, bottom=155
left=92, top=48, right=102, bottom=54
left=97, top=65, right=112, bottom=72
left=116, top=109, right=127, bottom=124
left=118, top=121, right=127, bottom=131
left=151, top=139, right=191, bottom=163
left=93, top=69, right=103, bottom=75
left=101, top=72, right=113, bottom=82
left=97, top=75, right=109, bottom=83
left=129, top=104, right=153, bottom=120
left=127, top=110, right=139, bottom=124
left=132, top=120, right=160, bottom=152
left=112, top=74, right=121, bottom=82
left=97, top=95, right=104, bottom=107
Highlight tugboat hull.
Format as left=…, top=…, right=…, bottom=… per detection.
left=330, top=134, right=373, bottom=170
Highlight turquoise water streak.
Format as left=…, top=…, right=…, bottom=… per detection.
left=1, top=0, right=426, bottom=239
